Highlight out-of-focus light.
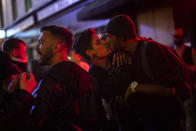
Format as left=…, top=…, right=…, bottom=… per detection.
left=0, top=30, right=5, bottom=38
left=67, top=56, right=71, bottom=60
left=97, top=33, right=103, bottom=38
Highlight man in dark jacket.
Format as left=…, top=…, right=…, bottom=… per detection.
left=31, top=25, right=104, bottom=130
left=104, top=14, right=192, bottom=131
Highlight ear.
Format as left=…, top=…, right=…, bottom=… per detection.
left=53, top=40, right=62, bottom=52
left=12, top=49, right=18, bottom=57
left=86, top=50, right=93, bottom=58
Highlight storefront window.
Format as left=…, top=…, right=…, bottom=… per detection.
left=0, top=0, right=3, bottom=27
left=25, top=0, right=32, bottom=12
left=12, top=0, right=18, bottom=20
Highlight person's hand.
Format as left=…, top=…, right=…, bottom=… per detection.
left=20, top=73, right=37, bottom=94
left=124, top=83, right=138, bottom=106
left=8, top=75, right=20, bottom=93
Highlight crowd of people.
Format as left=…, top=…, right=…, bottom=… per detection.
left=0, top=14, right=195, bottom=131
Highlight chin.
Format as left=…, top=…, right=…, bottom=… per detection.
left=39, top=57, right=48, bottom=65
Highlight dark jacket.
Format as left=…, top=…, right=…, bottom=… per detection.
left=0, top=89, right=34, bottom=131
left=97, top=40, right=191, bottom=131
left=31, top=61, right=105, bottom=131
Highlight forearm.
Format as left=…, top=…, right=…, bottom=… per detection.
left=135, top=83, right=174, bottom=96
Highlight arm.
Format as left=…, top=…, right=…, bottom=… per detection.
left=147, top=42, right=191, bottom=100
left=134, top=83, right=173, bottom=96
left=124, top=83, right=174, bottom=103
left=3, top=73, right=36, bottom=116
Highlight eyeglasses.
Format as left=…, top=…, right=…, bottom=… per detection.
left=101, top=33, right=112, bottom=40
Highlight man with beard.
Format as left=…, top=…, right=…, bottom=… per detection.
left=2, top=38, right=28, bottom=72
left=104, top=14, right=192, bottom=131
left=32, top=25, right=104, bottom=131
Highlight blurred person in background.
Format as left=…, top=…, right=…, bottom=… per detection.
left=172, top=28, right=196, bottom=72
left=172, top=28, right=196, bottom=131
left=0, top=51, right=32, bottom=131
left=2, top=38, right=28, bottom=72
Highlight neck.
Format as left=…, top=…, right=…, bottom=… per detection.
left=124, top=37, right=140, bottom=55
left=92, top=56, right=110, bottom=70
left=50, top=51, right=68, bottom=67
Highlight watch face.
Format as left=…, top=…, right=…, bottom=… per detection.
left=131, top=82, right=138, bottom=87
left=131, top=81, right=138, bottom=92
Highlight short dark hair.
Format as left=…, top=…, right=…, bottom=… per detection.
left=106, top=14, right=137, bottom=39
left=2, top=38, right=26, bottom=55
left=72, top=29, right=96, bottom=60
left=41, top=25, right=73, bottom=50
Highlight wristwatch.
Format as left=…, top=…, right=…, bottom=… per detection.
left=130, top=81, right=138, bottom=93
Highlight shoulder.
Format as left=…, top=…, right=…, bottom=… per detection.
left=145, top=40, right=175, bottom=54
left=33, top=77, right=57, bottom=93
left=72, top=62, right=91, bottom=77
left=146, top=40, right=169, bottom=49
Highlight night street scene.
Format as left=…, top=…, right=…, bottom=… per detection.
left=0, top=0, right=196, bottom=131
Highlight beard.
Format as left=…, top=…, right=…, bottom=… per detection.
left=39, top=48, right=54, bottom=65
left=113, top=38, right=124, bottom=52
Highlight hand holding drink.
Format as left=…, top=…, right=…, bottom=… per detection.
left=20, top=73, right=37, bottom=94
